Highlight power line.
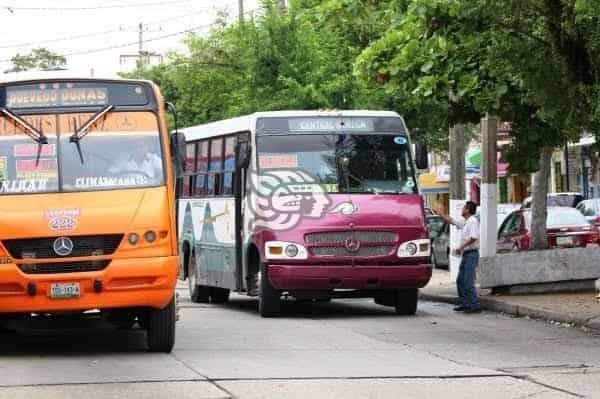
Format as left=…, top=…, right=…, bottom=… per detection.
left=0, top=10, right=212, bottom=49
left=1, top=0, right=194, bottom=11
left=63, top=25, right=211, bottom=57
left=0, top=5, right=262, bottom=65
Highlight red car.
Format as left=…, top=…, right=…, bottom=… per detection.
left=497, top=207, right=598, bottom=252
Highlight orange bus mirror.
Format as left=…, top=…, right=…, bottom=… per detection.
left=170, top=132, right=186, bottom=172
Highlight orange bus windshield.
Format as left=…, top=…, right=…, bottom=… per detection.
left=0, top=111, right=164, bottom=194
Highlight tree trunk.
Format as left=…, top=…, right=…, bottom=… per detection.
left=530, top=146, right=554, bottom=250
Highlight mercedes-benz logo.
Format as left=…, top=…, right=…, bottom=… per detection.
left=344, top=237, right=361, bottom=253
left=53, top=237, right=74, bottom=257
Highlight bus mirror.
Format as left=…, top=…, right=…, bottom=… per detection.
left=170, top=132, right=186, bottom=167
left=415, top=141, right=429, bottom=170
left=236, top=141, right=251, bottom=169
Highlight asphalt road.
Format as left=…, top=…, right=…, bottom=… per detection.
left=0, top=285, right=599, bottom=399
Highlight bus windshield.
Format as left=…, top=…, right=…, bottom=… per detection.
left=0, top=111, right=164, bottom=194
left=257, top=134, right=417, bottom=194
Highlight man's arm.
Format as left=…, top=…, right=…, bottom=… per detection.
left=456, top=237, right=477, bottom=256
left=439, top=213, right=464, bottom=229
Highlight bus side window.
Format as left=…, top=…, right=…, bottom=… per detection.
left=194, top=141, right=208, bottom=197
left=209, top=138, right=224, bottom=196
left=182, top=142, right=197, bottom=197
left=223, top=136, right=236, bottom=196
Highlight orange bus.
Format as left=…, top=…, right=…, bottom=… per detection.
left=0, top=78, right=179, bottom=352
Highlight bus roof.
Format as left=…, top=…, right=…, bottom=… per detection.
left=180, top=110, right=403, bottom=142
left=0, top=73, right=150, bottom=86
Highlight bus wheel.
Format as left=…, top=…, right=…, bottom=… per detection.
left=188, top=257, right=209, bottom=303
left=147, top=297, right=176, bottom=353
left=259, top=263, right=281, bottom=317
left=395, top=289, right=418, bottom=316
left=210, top=287, right=230, bottom=304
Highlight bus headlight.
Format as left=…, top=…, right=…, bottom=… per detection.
left=397, top=239, right=430, bottom=258
left=128, top=233, right=140, bottom=245
left=285, top=244, right=299, bottom=258
left=265, top=241, right=308, bottom=260
left=144, top=230, right=157, bottom=243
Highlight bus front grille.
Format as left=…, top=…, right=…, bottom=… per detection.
left=305, top=231, right=398, bottom=245
left=310, top=246, right=394, bottom=257
left=3, top=235, right=124, bottom=259
left=17, top=260, right=111, bottom=274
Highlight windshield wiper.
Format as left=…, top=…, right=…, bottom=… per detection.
left=69, top=104, right=114, bottom=163
left=1, top=107, right=48, bottom=166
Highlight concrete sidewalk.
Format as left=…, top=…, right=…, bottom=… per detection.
left=420, top=269, right=600, bottom=332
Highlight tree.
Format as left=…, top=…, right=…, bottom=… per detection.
left=126, top=0, right=385, bottom=126
left=5, top=47, right=67, bottom=73
left=355, top=0, right=600, bottom=250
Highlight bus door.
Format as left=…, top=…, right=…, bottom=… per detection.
left=234, top=133, right=250, bottom=291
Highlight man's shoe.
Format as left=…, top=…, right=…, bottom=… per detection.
left=464, top=307, right=482, bottom=314
left=453, top=306, right=468, bottom=312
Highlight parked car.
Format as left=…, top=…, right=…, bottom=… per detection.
left=424, top=207, right=437, bottom=217
left=521, top=193, right=584, bottom=209
left=426, top=215, right=449, bottom=269
left=476, top=203, right=520, bottom=227
left=575, top=199, right=600, bottom=226
left=497, top=207, right=597, bottom=252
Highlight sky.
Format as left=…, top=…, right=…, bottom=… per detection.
left=0, top=0, right=260, bottom=78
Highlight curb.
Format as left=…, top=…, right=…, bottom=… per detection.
left=420, top=292, right=600, bottom=332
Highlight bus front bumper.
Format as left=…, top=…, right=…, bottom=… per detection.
left=0, top=256, right=178, bottom=314
left=267, top=264, right=432, bottom=291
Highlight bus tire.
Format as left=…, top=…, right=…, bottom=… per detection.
left=259, top=263, right=281, bottom=317
left=210, top=287, right=230, bottom=304
left=147, top=297, right=176, bottom=353
left=395, top=289, right=418, bottom=316
left=188, top=257, right=209, bottom=303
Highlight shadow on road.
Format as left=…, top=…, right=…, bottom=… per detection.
left=0, top=326, right=149, bottom=355
left=205, top=295, right=430, bottom=320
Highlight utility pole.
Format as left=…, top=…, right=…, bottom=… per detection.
left=480, top=114, right=498, bottom=258
left=139, top=22, right=144, bottom=54
left=449, top=124, right=466, bottom=279
left=119, top=22, right=162, bottom=69
left=238, top=0, right=244, bottom=23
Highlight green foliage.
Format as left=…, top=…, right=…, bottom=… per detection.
left=5, top=47, right=67, bottom=73
left=127, top=0, right=600, bottom=166
left=126, top=0, right=389, bottom=128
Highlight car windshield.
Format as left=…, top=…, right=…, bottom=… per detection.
left=525, top=208, right=589, bottom=228
left=256, top=134, right=417, bottom=194
left=0, top=111, right=163, bottom=194
left=548, top=195, right=582, bottom=207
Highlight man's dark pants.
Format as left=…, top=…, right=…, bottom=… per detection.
left=456, top=250, right=481, bottom=310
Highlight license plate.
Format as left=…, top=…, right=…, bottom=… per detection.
left=556, top=236, right=573, bottom=246
left=50, top=282, right=80, bottom=299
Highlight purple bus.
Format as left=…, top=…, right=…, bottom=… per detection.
left=177, top=111, right=432, bottom=317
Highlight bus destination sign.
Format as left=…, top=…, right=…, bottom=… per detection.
left=6, top=87, right=108, bottom=109
left=288, top=118, right=374, bottom=132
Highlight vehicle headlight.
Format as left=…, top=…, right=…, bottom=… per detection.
left=144, top=230, right=157, bottom=243
left=128, top=233, right=140, bottom=245
left=265, top=241, right=308, bottom=260
left=397, top=239, right=430, bottom=258
left=405, top=243, right=418, bottom=256
left=285, top=244, right=299, bottom=258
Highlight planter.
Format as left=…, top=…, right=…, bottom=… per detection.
left=479, top=247, right=600, bottom=294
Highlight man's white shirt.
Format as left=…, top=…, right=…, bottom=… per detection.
left=452, top=215, right=480, bottom=252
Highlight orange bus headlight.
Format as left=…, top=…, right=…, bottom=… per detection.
left=128, top=233, right=140, bottom=245
left=144, top=230, right=157, bottom=243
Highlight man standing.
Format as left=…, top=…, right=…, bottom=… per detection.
left=439, top=201, right=481, bottom=313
